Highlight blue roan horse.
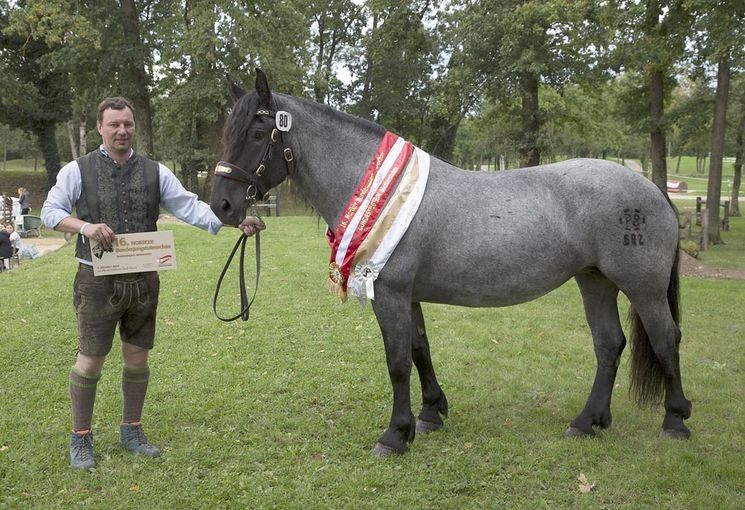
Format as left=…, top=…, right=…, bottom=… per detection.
left=210, top=69, right=691, bottom=455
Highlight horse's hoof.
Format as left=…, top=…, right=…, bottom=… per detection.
left=660, top=428, right=690, bottom=440
left=415, top=420, right=443, bottom=434
left=564, top=426, right=595, bottom=438
left=372, top=442, right=405, bottom=457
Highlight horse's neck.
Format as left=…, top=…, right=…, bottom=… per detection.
left=277, top=94, right=385, bottom=226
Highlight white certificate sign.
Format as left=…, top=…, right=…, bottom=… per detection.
left=90, top=231, right=177, bottom=276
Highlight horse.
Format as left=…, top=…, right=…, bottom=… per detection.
left=210, top=69, right=691, bottom=456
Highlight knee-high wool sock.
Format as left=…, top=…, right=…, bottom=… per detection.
left=69, top=368, right=101, bottom=432
left=122, top=366, right=150, bottom=424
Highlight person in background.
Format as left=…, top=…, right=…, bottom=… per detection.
left=18, top=187, right=30, bottom=215
left=0, top=226, right=12, bottom=270
left=41, top=96, right=265, bottom=471
left=5, top=223, right=21, bottom=256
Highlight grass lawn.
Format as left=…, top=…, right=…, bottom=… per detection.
left=1, top=216, right=744, bottom=509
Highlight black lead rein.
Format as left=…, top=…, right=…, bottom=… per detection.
left=211, top=103, right=294, bottom=322
left=212, top=230, right=261, bottom=322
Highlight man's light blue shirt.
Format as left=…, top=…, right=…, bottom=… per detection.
left=41, top=148, right=223, bottom=235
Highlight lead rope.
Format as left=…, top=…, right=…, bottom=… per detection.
left=212, top=231, right=260, bottom=322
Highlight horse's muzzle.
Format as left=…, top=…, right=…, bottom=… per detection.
left=210, top=179, right=246, bottom=226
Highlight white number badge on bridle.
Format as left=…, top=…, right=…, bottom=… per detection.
left=276, top=111, right=292, bottom=132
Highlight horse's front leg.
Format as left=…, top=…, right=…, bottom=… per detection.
left=411, top=302, right=448, bottom=434
left=371, top=291, right=416, bottom=456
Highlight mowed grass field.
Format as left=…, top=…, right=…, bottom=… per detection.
left=1, top=216, right=744, bottom=509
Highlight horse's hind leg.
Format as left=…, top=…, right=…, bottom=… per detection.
left=628, top=296, right=691, bottom=439
left=566, top=273, right=626, bottom=437
left=411, top=302, right=449, bottom=434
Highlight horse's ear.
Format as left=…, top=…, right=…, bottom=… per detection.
left=225, top=74, right=245, bottom=103
left=255, top=68, right=272, bottom=107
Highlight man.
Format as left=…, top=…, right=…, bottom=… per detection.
left=41, top=97, right=264, bottom=471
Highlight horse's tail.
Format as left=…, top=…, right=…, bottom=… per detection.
left=628, top=244, right=681, bottom=406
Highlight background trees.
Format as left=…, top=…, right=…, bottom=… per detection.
left=0, top=0, right=743, bottom=243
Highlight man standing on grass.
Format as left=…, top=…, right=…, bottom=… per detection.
left=41, top=96, right=265, bottom=471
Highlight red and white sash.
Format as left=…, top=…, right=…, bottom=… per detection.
left=326, top=131, right=430, bottom=304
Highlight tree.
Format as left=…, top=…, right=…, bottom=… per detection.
left=668, top=77, right=714, bottom=172
left=0, top=2, right=74, bottom=186
left=461, top=0, right=607, bottom=167
left=306, top=0, right=364, bottom=106
left=347, top=1, right=438, bottom=142
left=152, top=0, right=311, bottom=195
left=731, top=92, right=744, bottom=217
left=609, top=0, right=692, bottom=192
left=688, top=0, right=745, bottom=244
left=119, top=0, right=154, bottom=156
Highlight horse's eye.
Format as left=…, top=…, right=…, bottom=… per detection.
left=254, top=130, right=265, bottom=140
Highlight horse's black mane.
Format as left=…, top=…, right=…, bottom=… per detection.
left=222, top=92, right=261, bottom=162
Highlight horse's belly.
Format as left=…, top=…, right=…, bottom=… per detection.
left=410, top=254, right=579, bottom=307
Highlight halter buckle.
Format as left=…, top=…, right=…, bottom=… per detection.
left=284, top=148, right=294, bottom=162
left=245, top=184, right=257, bottom=203
left=256, top=164, right=266, bottom=177
left=271, top=129, right=279, bottom=143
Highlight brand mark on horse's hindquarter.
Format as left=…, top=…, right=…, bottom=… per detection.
left=619, top=208, right=646, bottom=246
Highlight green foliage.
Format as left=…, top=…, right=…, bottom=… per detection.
left=1, top=218, right=744, bottom=508
left=347, top=1, right=438, bottom=141
left=1, top=0, right=745, bottom=188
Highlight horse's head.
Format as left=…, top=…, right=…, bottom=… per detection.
left=210, top=68, right=294, bottom=226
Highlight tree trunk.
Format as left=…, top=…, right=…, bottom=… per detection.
left=356, top=13, right=377, bottom=120
left=519, top=71, right=540, bottom=167
left=649, top=69, right=667, bottom=193
left=79, top=109, right=87, bottom=156
left=731, top=91, right=744, bottom=217
left=120, top=0, right=154, bottom=157
left=35, top=123, right=62, bottom=187
left=66, top=120, right=78, bottom=160
left=706, top=52, right=730, bottom=245
left=204, top=111, right=226, bottom=199
left=313, top=13, right=327, bottom=103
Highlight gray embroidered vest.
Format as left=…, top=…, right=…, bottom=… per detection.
left=75, top=151, right=160, bottom=262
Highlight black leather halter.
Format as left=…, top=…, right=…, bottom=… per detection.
left=212, top=108, right=295, bottom=322
left=214, top=108, right=295, bottom=207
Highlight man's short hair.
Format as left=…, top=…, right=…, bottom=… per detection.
left=97, top=97, right=136, bottom=123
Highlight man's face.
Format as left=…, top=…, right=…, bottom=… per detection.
left=97, top=107, right=135, bottom=155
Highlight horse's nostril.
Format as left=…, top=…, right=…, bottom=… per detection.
left=220, top=199, right=231, bottom=212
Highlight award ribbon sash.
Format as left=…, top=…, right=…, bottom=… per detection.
left=348, top=147, right=430, bottom=306
left=326, top=132, right=429, bottom=304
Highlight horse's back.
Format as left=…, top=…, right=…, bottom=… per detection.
left=393, top=158, right=678, bottom=306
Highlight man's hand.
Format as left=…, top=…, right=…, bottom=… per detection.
left=237, top=216, right=266, bottom=237
left=82, top=222, right=115, bottom=249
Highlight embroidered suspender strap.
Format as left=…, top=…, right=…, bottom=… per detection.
left=143, top=158, right=161, bottom=225
left=77, top=153, right=101, bottom=224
